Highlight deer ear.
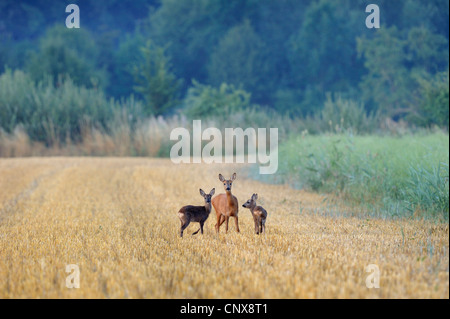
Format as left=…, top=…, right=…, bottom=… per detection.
left=210, top=188, right=215, bottom=196
left=199, top=189, right=206, bottom=196
left=252, top=193, right=258, bottom=200
left=231, top=173, right=236, bottom=181
left=219, top=174, right=225, bottom=182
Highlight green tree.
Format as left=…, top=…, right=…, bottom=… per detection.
left=26, top=26, right=107, bottom=89
left=358, top=26, right=449, bottom=118
left=400, top=0, right=449, bottom=39
left=406, top=27, right=449, bottom=74
left=132, top=41, right=182, bottom=116
left=409, top=71, right=449, bottom=128
left=109, top=32, right=146, bottom=98
left=148, top=0, right=243, bottom=83
left=287, top=0, right=362, bottom=114
left=207, top=20, right=272, bottom=104
left=357, top=27, right=413, bottom=116
left=184, top=80, right=251, bottom=118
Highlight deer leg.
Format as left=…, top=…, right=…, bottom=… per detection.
left=225, top=216, right=229, bottom=233
left=200, top=221, right=204, bottom=234
left=180, top=219, right=190, bottom=237
left=215, top=214, right=223, bottom=233
left=192, top=226, right=201, bottom=236
left=193, top=221, right=204, bottom=235
left=219, top=214, right=226, bottom=226
left=253, top=217, right=259, bottom=234
left=234, top=216, right=240, bottom=233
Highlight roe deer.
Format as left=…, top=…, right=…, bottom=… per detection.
left=212, top=173, right=239, bottom=233
left=242, top=193, right=267, bottom=234
left=178, top=188, right=215, bottom=237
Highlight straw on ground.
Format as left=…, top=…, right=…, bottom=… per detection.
left=0, top=157, right=448, bottom=298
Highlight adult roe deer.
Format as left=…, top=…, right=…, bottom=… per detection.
left=178, top=188, right=215, bottom=237
left=242, top=193, right=267, bottom=234
left=212, top=173, right=239, bottom=233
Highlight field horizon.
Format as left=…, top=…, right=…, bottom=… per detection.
left=0, top=157, right=448, bottom=298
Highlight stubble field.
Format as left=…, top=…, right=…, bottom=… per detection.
left=0, top=157, right=448, bottom=298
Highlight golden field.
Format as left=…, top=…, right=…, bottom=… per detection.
left=0, top=157, right=448, bottom=298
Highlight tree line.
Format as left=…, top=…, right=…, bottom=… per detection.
left=0, top=0, right=448, bottom=135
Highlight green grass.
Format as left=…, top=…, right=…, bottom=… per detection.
left=255, top=132, right=449, bottom=220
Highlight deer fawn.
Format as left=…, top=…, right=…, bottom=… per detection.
left=242, top=194, right=267, bottom=234
left=212, top=173, right=239, bottom=233
left=178, top=188, right=215, bottom=237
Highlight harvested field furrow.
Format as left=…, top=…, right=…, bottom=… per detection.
left=0, top=157, right=448, bottom=298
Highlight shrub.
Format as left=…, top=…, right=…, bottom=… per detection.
left=0, top=69, right=117, bottom=145
left=183, top=80, right=251, bottom=118
left=257, top=133, right=449, bottom=219
left=132, top=41, right=182, bottom=116
left=317, top=94, right=380, bottom=134
left=402, top=162, right=449, bottom=218
left=409, top=71, right=449, bottom=129
left=26, top=26, right=107, bottom=89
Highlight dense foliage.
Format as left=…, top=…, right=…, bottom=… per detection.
left=259, top=133, right=449, bottom=219
left=0, top=0, right=448, bottom=142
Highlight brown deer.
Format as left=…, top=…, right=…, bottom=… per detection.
left=212, top=173, right=239, bottom=233
left=242, top=193, right=267, bottom=234
left=178, top=188, right=215, bottom=237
